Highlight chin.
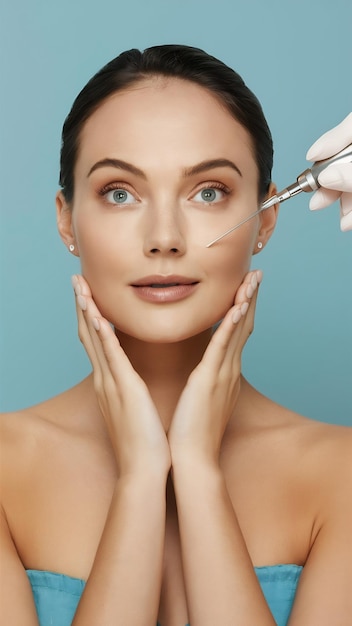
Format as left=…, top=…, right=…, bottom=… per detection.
left=114, top=325, right=207, bottom=345
left=113, top=314, right=219, bottom=345
left=98, top=294, right=231, bottom=344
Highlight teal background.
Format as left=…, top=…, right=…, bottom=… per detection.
left=0, top=0, right=351, bottom=424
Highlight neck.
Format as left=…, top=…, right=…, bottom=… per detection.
left=115, top=328, right=213, bottom=430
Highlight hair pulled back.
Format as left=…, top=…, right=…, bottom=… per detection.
left=59, top=45, right=273, bottom=203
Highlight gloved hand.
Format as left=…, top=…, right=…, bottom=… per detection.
left=306, top=112, right=352, bottom=231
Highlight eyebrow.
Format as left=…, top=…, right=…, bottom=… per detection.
left=88, top=158, right=147, bottom=179
left=183, top=158, right=242, bottom=178
left=87, top=157, right=242, bottom=179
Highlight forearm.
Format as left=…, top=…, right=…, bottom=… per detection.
left=72, top=471, right=167, bottom=626
left=172, top=459, right=276, bottom=626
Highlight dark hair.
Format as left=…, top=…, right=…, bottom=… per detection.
left=59, top=45, right=273, bottom=203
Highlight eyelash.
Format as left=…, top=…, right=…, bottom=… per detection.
left=99, top=182, right=138, bottom=203
left=98, top=181, right=232, bottom=204
left=191, top=182, right=231, bottom=203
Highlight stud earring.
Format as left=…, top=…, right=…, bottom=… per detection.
left=69, top=244, right=75, bottom=252
left=257, top=241, right=263, bottom=249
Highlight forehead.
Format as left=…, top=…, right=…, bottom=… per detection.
left=77, top=78, right=256, bottom=175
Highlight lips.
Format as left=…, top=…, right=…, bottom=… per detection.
left=130, top=275, right=199, bottom=303
left=149, top=283, right=182, bottom=288
left=131, top=275, right=198, bottom=287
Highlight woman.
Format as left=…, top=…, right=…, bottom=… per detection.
left=1, top=45, right=351, bottom=626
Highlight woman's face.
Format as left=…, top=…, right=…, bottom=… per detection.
left=58, top=78, right=277, bottom=342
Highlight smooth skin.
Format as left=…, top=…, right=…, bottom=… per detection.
left=1, top=78, right=352, bottom=626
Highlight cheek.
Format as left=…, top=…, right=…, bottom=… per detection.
left=73, top=215, right=131, bottom=307
left=206, top=228, right=255, bottom=297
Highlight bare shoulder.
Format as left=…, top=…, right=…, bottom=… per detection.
left=0, top=375, right=101, bottom=493
left=257, top=393, right=352, bottom=512
left=0, top=407, right=46, bottom=468
left=281, top=406, right=352, bottom=477
left=0, top=374, right=98, bottom=443
left=294, top=414, right=352, bottom=509
left=233, top=380, right=352, bottom=502
left=266, top=395, right=352, bottom=480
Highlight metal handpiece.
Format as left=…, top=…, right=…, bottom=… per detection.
left=206, top=142, right=352, bottom=247
left=261, top=142, right=352, bottom=210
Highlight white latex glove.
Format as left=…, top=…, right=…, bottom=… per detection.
left=306, top=112, right=352, bottom=232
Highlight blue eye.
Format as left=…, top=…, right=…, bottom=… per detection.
left=193, top=186, right=227, bottom=204
left=104, top=188, right=137, bottom=204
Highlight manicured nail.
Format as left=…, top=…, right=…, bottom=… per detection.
left=250, top=274, right=258, bottom=289
left=77, top=295, right=87, bottom=311
left=71, top=275, right=81, bottom=296
left=92, top=317, right=100, bottom=331
left=246, top=284, right=254, bottom=298
left=232, top=307, right=242, bottom=323
left=256, top=270, right=263, bottom=284
left=241, top=302, right=249, bottom=315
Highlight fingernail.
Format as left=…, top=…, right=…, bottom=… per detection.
left=241, top=302, right=249, bottom=315
left=232, top=307, right=242, bottom=323
left=92, top=317, right=100, bottom=331
left=250, top=274, right=258, bottom=290
left=71, top=275, right=81, bottom=296
left=77, top=295, right=87, bottom=311
left=246, top=284, right=254, bottom=298
left=256, top=270, right=263, bottom=284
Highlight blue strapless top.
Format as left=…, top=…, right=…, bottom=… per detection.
left=26, top=564, right=303, bottom=626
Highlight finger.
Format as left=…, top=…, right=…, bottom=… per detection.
left=226, top=277, right=260, bottom=367
left=238, top=280, right=259, bottom=348
left=230, top=270, right=262, bottom=350
left=208, top=270, right=261, bottom=358
left=75, top=274, right=93, bottom=298
left=340, top=196, right=352, bottom=231
left=318, top=162, right=352, bottom=193
left=72, top=277, right=101, bottom=372
left=92, top=315, right=140, bottom=386
left=309, top=188, right=341, bottom=211
left=306, top=112, right=352, bottom=161
left=198, top=301, right=244, bottom=377
left=73, top=277, right=140, bottom=393
left=209, top=283, right=259, bottom=389
left=204, top=272, right=261, bottom=374
left=72, top=276, right=117, bottom=386
left=72, top=276, right=140, bottom=385
left=233, top=270, right=262, bottom=305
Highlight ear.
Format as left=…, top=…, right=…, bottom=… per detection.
left=56, top=191, right=80, bottom=257
left=252, top=182, right=279, bottom=255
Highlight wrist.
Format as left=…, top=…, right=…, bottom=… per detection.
left=117, top=449, right=171, bottom=482
left=171, top=451, right=222, bottom=482
left=170, top=444, right=220, bottom=471
left=117, top=465, right=169, bottom=490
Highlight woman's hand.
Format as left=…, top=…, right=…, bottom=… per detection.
left=168, top=269, right=262, bottom=465
left=72, top=275, right=171, bottom=477
left=306, top=112, right=352, bottom=231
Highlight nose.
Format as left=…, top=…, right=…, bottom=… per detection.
left=143, top=205, right=186, bottom=257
